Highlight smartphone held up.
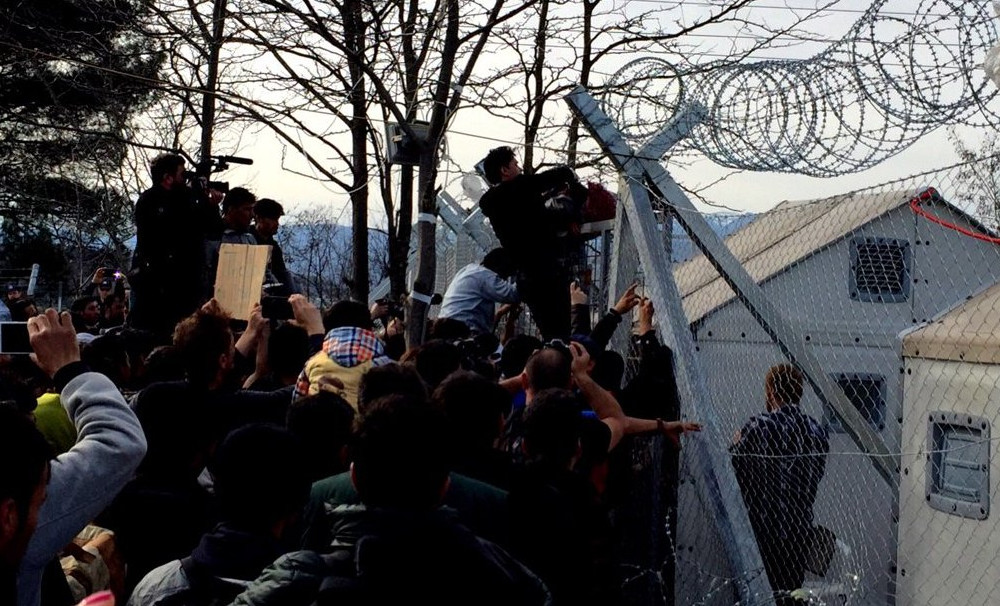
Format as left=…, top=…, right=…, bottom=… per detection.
left=0, top=322, right=31, bottom=355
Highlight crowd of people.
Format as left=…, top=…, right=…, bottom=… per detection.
left=0, top=149, right=830, bottom=606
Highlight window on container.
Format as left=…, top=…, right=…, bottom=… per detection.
left=849, top=237, right=910, bottom=303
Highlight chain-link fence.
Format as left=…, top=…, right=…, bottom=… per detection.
left=426, top=153, right=1000, bottom=605
left=0, top=265, right=64, bottom=310
left=599, top=153, right=1000, bottom=606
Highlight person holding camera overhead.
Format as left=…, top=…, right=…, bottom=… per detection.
left=129, top=153, right=223, bottom=340
left=479, top=146, right=588, bottom=341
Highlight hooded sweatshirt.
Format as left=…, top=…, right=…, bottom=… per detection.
left=17, top=366, right=147, bottom=606
left=127, top=523, right=288, bottom=606
left=294, top=327, right=391, bottom=409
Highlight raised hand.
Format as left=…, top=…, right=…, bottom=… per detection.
left=290, top=294, right=324, bottom=336
left=613, top=282, right=641, bottom=315
left=660, top=419, right=703, bottom=448
left=28, top=309, right=81, bottom=377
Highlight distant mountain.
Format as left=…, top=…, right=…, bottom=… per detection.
left=278, top=221, right=352, bottom=251
left=277, top=222, right=390, bottom=294
left=670, top=213, right=755, bottom=263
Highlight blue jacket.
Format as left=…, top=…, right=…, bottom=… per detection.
left=439, top=264, right=518, bottom=334
left=730, top=404, right=829, bottom=541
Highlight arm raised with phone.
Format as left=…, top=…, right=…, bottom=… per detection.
left=17, top=309, right=147, bottom=606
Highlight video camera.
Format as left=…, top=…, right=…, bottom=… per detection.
left=455, top=334, right=500, bottom=362
left=183, top=154, right=254, bottom=196
left=454, top=333, right=501, bottom=380
left=376, top=297, right=406, bottom=320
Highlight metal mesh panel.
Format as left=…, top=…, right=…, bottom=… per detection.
left=606, top=207, right=642, bottom=374
left=434, top=153, right=1000, bottom=605
left=598, top=154, right=1000, bottom=606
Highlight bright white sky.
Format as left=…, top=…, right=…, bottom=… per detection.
left=197, top=0, right=1000, bottom=224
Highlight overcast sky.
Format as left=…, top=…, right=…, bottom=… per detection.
left=190, top=0, right=1000, bottom=224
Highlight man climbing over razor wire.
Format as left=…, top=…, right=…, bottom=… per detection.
left=479, top=146, right=588, bottom=341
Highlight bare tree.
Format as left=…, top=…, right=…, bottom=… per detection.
left=474, top=0, right=842, bottom=173
left=139, top=0, right=251, bottom=159
left=277, top=206, right=353, bottom=308
left=277, top=206, right=390, bottom=308
left=207, top=0, right=538, bottom=345
left=133, top=0, right=842, bottom=340
left=950, top=130, right=1000, bottom=229
left=0, top=0, right=164, bottom=296
left=144, top=0, right=382, bottom=302
left=384, top=0, right=539, bottom=346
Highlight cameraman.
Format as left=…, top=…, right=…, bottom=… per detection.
left=479, top=147, right=587, bottom=341
left=129, top=153, right=223, bottom=340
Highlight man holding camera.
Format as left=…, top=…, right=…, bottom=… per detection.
left=130, top=153, right=223, bottom=339
left=479, top=147, right=587, bottom=341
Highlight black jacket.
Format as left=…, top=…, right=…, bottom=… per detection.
left=452, top=447, right=518, bottom=492
left=479, top=167, right=587, bottom=274
left=132, top=185, right=219, bottom=289
left=131, top=380, right=295, bottom=472
left=570, top=303, right=624, bottom=352
left=2, top=566, right=15, bottom=606
left=253, top=230, right=298, bottom=296
left=508, top=463, right=619, bottom=606
left=126, top=523, right=290, bottom=606
left=96, top=471, right=215, bottom=595
left=620, top=331, right=681, bottom=420
left=130, top=184, right=221, bottom=336
left=107, top=379, right=293, bottom=594
left=230, top=506, right=550, bottom=606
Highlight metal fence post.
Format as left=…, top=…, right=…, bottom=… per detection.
left=569, top=90, right=774, bottom=604
left=566, top=85, right=897, bottom=487
left=27, top=264, right=40, bottom=296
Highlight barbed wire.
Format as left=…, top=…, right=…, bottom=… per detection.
left=598, top=153, right=1000, bottom=605
left=600, top=0, right=1000, bottom=176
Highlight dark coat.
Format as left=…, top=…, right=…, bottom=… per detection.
left=230, top=505, right=550, bottom=606
left=96, top=472, right=214, bottom=597
left=127, top=523, right=289, bottom=606
left=302, top=471, right=510, bottom=551
left=508, top=463, right=619, bottom=606
left=130, top=185, right=221, bottom=336
left=479, top=166, right=587, bottom=276
left=252, top=230, right=298, bottom=296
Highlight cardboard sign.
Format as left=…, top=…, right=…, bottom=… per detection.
left=214, top=243, right=271, bottom=320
